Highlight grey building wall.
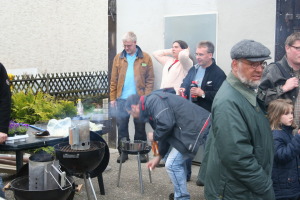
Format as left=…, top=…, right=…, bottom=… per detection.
left=0, top=0, right=108, bottom=75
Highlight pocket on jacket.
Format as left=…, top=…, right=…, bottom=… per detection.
left=276, top=171, right=297, bottom=189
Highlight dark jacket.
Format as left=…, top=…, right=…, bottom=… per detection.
left=139, top=89, right=211, bottom=158
left=0, top=63, right=11, bottom=133
left=258, top=56, right=298, bottom=105
left=202, top=73, right=275, bottom=200
left=180, top=59, right=226, bottom=112
left=272, top=125, right=300, bottom=199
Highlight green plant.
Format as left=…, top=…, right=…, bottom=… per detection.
left=11, top=90, right=77, bottom=124
left=7, top=129, right=16, bottom=136
left=27, top=146, right=55, bottom=156
left=16, top=124, right=29, bottom=134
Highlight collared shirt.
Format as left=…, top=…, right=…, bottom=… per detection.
left=194, top=64, right=206, bottom=87
left=120, top=51, right=137, bottom=99
left=227, top=72, right=258, bottom=107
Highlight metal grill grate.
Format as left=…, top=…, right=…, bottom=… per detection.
left=59, top=143, right=100, bottom=153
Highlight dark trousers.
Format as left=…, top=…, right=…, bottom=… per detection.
left=116, top=99, right=146, bottom=151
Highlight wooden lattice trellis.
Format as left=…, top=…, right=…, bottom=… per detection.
left=10, top=71, right=109, bottom=100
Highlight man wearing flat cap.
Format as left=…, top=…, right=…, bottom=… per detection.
left=199, top=39, right=275, bottom=200
left=259, top=32, right=300, bottom=127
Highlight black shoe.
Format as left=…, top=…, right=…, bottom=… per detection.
left=196, top=179, right=204, bottom=186
left=139, top=154, right=147, bottom=163
left=117, top=153, right=128, bottom=163
left=169, top=193, right=174, bottom=200
left=156, top=159, right=165, bottom=168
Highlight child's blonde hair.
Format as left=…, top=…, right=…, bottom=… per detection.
left=267, top=99, right=296, bottom=130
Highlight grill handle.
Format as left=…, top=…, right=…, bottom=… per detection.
left=63, top=153, right=80, bottom=159
left=45, top=163, right=72, bottom=191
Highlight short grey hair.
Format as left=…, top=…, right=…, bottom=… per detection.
left=197, top=41, right=215, bottom=54
left=122, top=32, right=137, bottom=43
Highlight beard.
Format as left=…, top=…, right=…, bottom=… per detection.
left=237, top=68, right=261, bottom=88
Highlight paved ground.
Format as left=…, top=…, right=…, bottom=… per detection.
left=2, top=148, right=205, bottom=200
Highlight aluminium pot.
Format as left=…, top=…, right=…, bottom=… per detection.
left=7, top=175, right=75, bottom=200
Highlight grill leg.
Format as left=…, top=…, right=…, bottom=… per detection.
left=97, top=173, right=105, bottom=195
left=83, top=174, right=92, bottom=200
left=146, top=153, right=152, bottom=183
left=88, top=176, right=98, bottom=200
left=137, top=152, right=144, bottom=194
left=117, top=151, right=123, bottom=187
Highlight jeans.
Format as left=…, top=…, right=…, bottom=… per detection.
left=116, top=99, right=146, bottom=151
left=164, top=148, right=192, bottom=181
left=0, top=177, right=5, bottom=198
left=185, top=157, right=193, bottom=180
left=165, top=148, right=190, bottom=200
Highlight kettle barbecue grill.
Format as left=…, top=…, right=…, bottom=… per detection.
left=54, top=120, right=107, bottom=200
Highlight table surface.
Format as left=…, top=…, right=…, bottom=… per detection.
left=0, top=126, right=67, bottom=151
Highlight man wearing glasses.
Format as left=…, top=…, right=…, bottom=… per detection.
left=179, top=41, right=226, bottom=112
left=179, top=41, right=226, bottom=185
left=259, top=32, right=300, bottom=125
left=200, top=39, right=275, bottom=200
left=110, top=31, right=154, bottom=163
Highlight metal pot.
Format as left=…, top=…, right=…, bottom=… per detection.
left=54, top=141, right=105, bottom=175
left=121, top=140, right=148, bottom=152
left=7, top=176, right=75, bottom=200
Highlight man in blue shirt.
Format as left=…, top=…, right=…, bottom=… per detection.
left=110, top=32, right=154, bottom=163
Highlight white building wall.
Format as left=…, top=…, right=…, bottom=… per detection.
left=117, top=0, right=276, bottom=90
left=0, top=0, right=108, bottom=75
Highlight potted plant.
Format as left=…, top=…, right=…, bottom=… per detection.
left=15, top=123, right=29, bottom=135
left=8, top=121, right=17, bottom=137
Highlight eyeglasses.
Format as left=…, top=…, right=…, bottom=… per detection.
left=194, top=53, right=203, bottom=57
left=290, top=45, right=300, bottom=51
left=124, top=44, right=134, bottom=48
left=194, top=52, right=212, bottom=57
left=238, top=60, right=267, bottom=69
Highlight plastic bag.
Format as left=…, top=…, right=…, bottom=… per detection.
left=47, top=117, right=72, bottom=137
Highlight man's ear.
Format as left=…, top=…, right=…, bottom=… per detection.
left=232, top=59, right=238, bottom=73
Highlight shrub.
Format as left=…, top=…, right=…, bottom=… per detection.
left=11, top=90, right=77, bottom=124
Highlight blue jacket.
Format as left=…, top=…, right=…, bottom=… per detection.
left=180, top=59, right=226, bottom=112
left=272, top=126, right=300, bottom=199
left=139, top=89, right=211, bottom=158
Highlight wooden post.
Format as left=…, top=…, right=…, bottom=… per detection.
left=107, top=0, right=117, bottom=148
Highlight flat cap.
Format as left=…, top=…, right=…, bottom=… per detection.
left=230, top=39, right=271, bottom=62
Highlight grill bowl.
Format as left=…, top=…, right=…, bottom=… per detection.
left=8, top=176, right=74, bottom=200
left=121, top=140, right=148, bottom=153
left=54, top=141, right=105, bottom=174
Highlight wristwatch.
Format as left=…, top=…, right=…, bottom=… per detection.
left=201, top=92, right=205, bottom=98
left=279, top=85, right=284, bottom=93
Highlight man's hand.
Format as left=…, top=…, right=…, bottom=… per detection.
left=147, top=132, right=154, bottom=142
left=178, top=88, right=186, bottom=94
left=282, top=77, right=299, bottom=92
left=0, top=132, right=8, bottom=144
left=110, top=100, right=116, bottom=108
left=190, top=87, right=205, bottom=97
left=147, top=155, right=161, bottom=171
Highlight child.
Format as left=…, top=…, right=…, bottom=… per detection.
left=268, top=99, right=300, bottom=200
